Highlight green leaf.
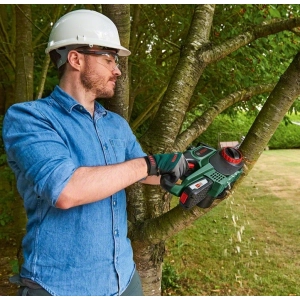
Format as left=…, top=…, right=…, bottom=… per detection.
left=269, top=7, right=281, bottom=18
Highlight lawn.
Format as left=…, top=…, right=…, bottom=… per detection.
left=162, top=149, right=300, bottom=296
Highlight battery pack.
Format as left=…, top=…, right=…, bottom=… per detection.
left=179, top=177, right=213, bottom=209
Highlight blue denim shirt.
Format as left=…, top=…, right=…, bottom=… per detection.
left=2, top=86, right=146, bottom=296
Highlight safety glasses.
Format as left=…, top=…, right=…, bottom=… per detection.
left=76, top=50, right=120, bottom=71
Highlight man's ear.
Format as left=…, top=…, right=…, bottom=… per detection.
left=67, top=50, right=82, bottom=71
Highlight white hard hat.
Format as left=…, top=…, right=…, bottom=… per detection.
left=45, top=9, right=131, bottom=68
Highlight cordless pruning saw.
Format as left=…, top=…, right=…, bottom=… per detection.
left=164, top=143, right=244, bottom=210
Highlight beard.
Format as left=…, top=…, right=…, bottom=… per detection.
left=80, top=56, right=115, bottom=99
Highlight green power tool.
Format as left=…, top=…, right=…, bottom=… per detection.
left=165, top=143, right=244, bottom=210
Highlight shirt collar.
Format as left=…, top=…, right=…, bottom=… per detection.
left=51, top=85, right=107, bottom=117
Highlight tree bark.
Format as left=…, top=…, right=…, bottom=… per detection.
left=128, top=6, right=215, bottom=294
left=14, top=5, right=33, bottom=104
left=140, top=5, right=216, bottom=153
left=175, top=83, right=275, bottom=151
left=11, top=3, right=34, bottom=271
left=36, top=54, right=50, bottom=99
left=102, top=4, right=131, bottom=120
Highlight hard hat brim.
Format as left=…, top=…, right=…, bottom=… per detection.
left=45, top=40, right=131, bottom=56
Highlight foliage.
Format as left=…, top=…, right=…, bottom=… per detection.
left=9, top=259, right=19, bottom=274
left=0, top=181, right=14, bottom=239
left=128, top=5, right=300, bottom=136
left=0, top=115, right=15, bottom=236
left=1, top=5, right=300, bottom=125
left=129, top=5, right=194, bottom=132
left=161, top=262, right=182, bottom=295
left=197, top=112, right=300, bottom=150
left=268, top=114, right=300, bottom=148
left=0, top=115, right=5, bottom=161
left=182, top=5, right=300, bottom=125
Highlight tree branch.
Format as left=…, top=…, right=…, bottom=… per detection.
left=203, top=17, right=300, bottom=64
left=240, top=51, right=300, bottom=171
left=35, top=54, right=50, bottom=99
left=134, top=51, right=300, bottom=245
left=131, top=85, right=167, bottom=131
left=174, top=83, right=275, bottom=151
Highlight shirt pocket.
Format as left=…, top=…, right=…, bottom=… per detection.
left=109, top=139, right=126, bottom=163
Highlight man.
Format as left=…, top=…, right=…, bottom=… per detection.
left=2, top=9, right=188, bottom=296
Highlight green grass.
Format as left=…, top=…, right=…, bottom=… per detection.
left=162, top=149, right=300, bottom=296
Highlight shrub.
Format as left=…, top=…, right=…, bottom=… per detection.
left=197, top=113, right=300, bottom=150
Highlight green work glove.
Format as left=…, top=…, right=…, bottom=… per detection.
left=144, top=153, right=188, bottom=188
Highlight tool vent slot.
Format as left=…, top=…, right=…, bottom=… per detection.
left=208, top=171, right=226, bottom=182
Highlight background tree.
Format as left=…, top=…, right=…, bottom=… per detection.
left=1, top=4, right=300, bottom=296
left=11, top=4, right=34, bottom=269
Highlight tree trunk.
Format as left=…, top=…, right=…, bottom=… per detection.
left=12, top=4, right=34, bottom=270
left=14, top=5, right=33, bottom=104
left=140, top=5, right=216, bottom=152
left=127, top=183, right=170, bottom=296
left=127, top=6, right=215, bottom=295
left=102, top=4, right=131, bottom=120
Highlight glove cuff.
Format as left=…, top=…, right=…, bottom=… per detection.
left=144, top=155, right=158, bottom=176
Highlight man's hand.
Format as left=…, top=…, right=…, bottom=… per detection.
left=144, top=153, right=188, bottom=188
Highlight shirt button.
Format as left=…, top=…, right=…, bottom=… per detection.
left=114, top=230, right=118, bottom=235
left=113, top=201, right=116, bottom=206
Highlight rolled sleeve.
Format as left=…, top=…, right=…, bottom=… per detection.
left=3, top=102, right=76, bottom=206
